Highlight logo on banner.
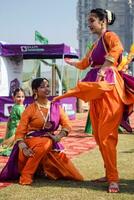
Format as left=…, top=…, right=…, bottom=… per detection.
left=20, top=46, right=44, bottom=52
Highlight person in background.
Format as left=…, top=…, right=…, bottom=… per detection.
left=0, top=88, right=25, bottom=156
left=0, top=77, right=83, bottom=185
left=84, top=112, right=92, bottom=134
left=53, top=8, right=134, bottom=193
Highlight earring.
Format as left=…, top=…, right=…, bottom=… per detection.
left=101, top=23, right=104, bottom=30
left=34, top=93, right=37, bottom=100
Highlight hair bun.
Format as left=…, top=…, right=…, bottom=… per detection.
left=105, top=9, right=115, bottom=25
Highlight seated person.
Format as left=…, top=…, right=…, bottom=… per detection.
left=0, top=77, right=83, bottom=185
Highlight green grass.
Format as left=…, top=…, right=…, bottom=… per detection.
left=0, top=134, right=134, bottom=200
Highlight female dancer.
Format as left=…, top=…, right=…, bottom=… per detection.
left=0, top=78, right=83, bottom=185
left=54, top=8, right=134, bottom=193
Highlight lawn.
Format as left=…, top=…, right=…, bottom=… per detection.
left=0, top=133, right=134, bottom=200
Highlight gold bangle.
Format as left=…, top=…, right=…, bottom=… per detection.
left=18, top=141, right=28, bottom=150
left=60, top=130, right=68, bottom=137
left=105, top=55, right=115, bottom=63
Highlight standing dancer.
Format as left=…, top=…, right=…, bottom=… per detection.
left=54, top=8, right=134, bottom=193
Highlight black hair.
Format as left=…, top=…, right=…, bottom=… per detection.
left=31, top=78, right=49, bottom=99
left=31, top=77, right=49, bottom=90
left=13, top=87, right=25, bottom=97
left=90, top=8, right=116, bottom=25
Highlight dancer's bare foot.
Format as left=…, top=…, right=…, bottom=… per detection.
left=108, top=182, right=120, bottom=193
left=91, top=176, right=107, bottom=183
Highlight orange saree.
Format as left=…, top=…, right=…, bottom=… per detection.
left=15, top=102, right=83, bottom=184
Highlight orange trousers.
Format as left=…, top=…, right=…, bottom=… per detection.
left=18, top=137, right=83, bottom=184
left=53, top=68, right=133, bottom=183
left=90, top=87, right=123, bottom=182
left=54, top=80, right=124, bottom=183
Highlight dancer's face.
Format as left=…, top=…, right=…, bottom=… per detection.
left=88, top=13, right=106, bottom=35
left=36, top=79, right=50, bottom=98
left=13, top=91, right=25, bottom=105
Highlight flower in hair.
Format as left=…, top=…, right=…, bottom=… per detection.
left=106, top=9, right=112, bottom=24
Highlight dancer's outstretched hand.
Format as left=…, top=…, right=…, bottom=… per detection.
left=64, top=58, right=75, bottom=66
left=52, top=96, right=60, bottom=102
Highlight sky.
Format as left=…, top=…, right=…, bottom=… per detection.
left=0, top=0, right=78, bottom=49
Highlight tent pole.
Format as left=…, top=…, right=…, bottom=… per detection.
left=51, top=59, right=56, bottom=96
left=59, top=54, right=64, bottom=95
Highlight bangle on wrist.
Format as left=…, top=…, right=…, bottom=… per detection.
left=22, top=146, right=28, bottom=151
left=60, top=130, right=69, bottom=137
left=16, top=138, right=24, bottom=143
left=18, top=141, right=28, bottom=150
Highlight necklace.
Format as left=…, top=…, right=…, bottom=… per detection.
left=36, top=101, right=51, bottom=129
left=36, top=100, right=50, bottom=108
